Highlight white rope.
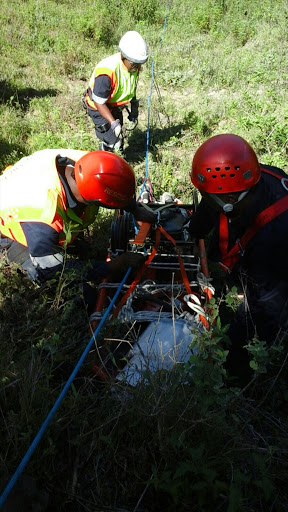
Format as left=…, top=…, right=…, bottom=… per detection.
left=178, top=310, right=205, bottom=329
left=117, top=291, right=135, bottom=323
left=97, top=280, right=200, bottom=292
left=183, top=293, right=207, bottom=318
left=91, top=272, right=211, bottom=327
left=90, top=310, right=178, bottom=324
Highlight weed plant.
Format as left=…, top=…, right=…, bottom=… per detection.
left=1, top=0, right=288, bottom=510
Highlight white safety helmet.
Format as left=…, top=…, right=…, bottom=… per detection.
left=119, top=31, right=148, bottom=64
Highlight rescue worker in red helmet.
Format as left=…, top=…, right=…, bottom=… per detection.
left=0, top=149, right=151, bottom=284
left=188, top=134, right=288, bottom=383
left=83, top=31, right=148, bottom=152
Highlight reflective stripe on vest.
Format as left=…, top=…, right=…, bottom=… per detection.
left=85, top=52, right=137, bottom=110
left=218, top=167, right=288, bottom=272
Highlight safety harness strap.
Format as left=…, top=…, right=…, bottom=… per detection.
left=114, top=224, right=212, bottom=328
left=114, top=225, right=193, bottom=317
left=114, top=225, right=194, bottom=317
left=218, top=168, right=288, bottom=272
left=219, top=212, right=229, bottom=256
left=133, top=221, right=152, bottom=245
left=113, top=227, right=161, bottom=318
left=158, top=226, right=212, bottom=328
left=158, top=225, right=192, bottom=295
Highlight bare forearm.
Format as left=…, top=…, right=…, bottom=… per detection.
left=94, top=102, right=115, bottom=124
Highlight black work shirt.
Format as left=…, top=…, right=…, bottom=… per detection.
left=93, top=75, right=112, bottom=102
left=188, top=164, right=288, bottom=286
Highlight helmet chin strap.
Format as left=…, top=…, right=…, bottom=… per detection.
left=210, top=190, right=250, bottom=213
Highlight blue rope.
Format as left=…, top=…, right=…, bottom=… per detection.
left=159, top=0, right=171, bottom=48
left=0, top=267, right=131, bottom=509
left=137, top=57, right=154, bottom=204
left=145, top=57, right=154, bottom=181
left=138, top=0, right=171, bottom=201
left=134, top=57, right=154, bottom=238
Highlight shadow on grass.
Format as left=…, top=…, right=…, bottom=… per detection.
left=0, top=79, right=58, bottom=112
left=0, top=139, right=27, bottom=169
left=124, top=122, right=185, bottom=163
left=124, top=110, right=214, bottom=165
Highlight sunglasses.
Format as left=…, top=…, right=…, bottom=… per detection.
left=128, top=60, right=141, bottom=71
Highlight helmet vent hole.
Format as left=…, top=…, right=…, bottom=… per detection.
left=212, top=175, right=217, bottom=179
left=206, top=168, right=211, bottom=172
left=234, top=166, right=240, bottom=171
left=79, top=165, right=82, bottom=174
left=215, top=167, right=220, bottom=171
left=225, top=166, right=230, bottom=170
left=220, top=174, right=225, bottom=178
left=230, top=173, right=235, bottom=178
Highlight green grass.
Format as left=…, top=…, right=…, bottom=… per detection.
left=1, top=0, right=288, bottom=510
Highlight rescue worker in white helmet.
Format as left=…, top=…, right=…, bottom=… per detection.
left=188, top=134, right=288, bottom=384
left=0, top=149, right=152, bottom=290
left=83, top=31, right=148, bottom=153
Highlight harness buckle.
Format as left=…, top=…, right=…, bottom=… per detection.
left=237, top=239, right=245, bottom=256
left=96, top=123, right=111, bottom=134
left=217, top=261, right=231, bottom=273
left=281, top=178, right=288, bottom=192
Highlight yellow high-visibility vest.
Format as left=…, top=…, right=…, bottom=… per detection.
left=85, top=52, right=137, bottom=110
left=0, top=149, right=98, bottom=246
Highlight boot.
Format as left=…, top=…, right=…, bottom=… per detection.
left=99, top=141, right=113, bottom=152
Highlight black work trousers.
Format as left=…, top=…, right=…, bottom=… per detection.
left=226, top=277, right=288, bottom=385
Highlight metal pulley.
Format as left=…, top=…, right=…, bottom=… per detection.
left=110, top=209, right=131, bottom=253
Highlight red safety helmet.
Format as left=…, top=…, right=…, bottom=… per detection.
left=191, top=134, right=260, bottom=193
left=74, top=151, right=136, bottom=207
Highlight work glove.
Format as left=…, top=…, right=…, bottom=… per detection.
left=68, top=237, right=92, bottom=258
left=128, top=99, right=139, bottom=122
left=111, top=119, right=122, bottom=138
left=107, top=252, right=146, bottom=278
left=132, top=203, right=157, bottom=224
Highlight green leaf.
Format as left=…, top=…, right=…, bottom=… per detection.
left=249, top=360, right=258, bottom=370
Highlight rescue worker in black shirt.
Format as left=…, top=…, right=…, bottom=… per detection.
left=83, top=31, right=148, bottom=152
left=188, top=134, right=288, bottom=382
